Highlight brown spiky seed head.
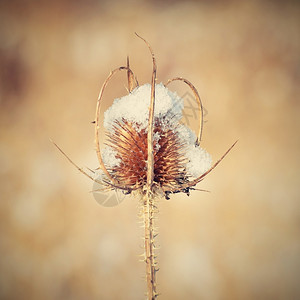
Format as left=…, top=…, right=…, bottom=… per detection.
left=105, top=115, right=189, bottom=195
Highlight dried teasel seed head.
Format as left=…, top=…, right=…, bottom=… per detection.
left=100, top=83, right=212, bottom=198
left=106, top=117, right=188, bottom=193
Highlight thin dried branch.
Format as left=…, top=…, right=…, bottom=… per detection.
left=165, top=77, right=203, bottom=146
left=50, top=139, right=103, bottom=185
left=135, top=32, right=157, bottom=193
left=51, top=139, right=134, bottom=192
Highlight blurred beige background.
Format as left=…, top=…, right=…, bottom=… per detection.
left=1, top=0, right=300, bottom=299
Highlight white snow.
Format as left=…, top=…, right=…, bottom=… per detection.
left=176, top=123, right=197, bottom=145
left=103, top=83, right=183, bottom=131
left=185, top=146, right=212, bottom=178
left=102, top=146, right=121, bottom=168
left=153, top=131, right=161, bottom=151
left=102, top=83, right=212, bottom=178
left=92, top=168, right=105, bottom=181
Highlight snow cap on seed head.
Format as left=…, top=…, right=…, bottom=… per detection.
left=102, top=83, right=212, bottom=178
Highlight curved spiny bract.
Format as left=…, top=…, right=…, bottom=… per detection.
left=165, top=77, right=204, bottom=146
left=95, top=66, right=139, bottom=189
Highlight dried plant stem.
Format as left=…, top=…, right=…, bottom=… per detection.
left=135, top=33, right=158, bottom=299
left=52, top=33, right=237, bottom=300
left=143, top=192, right=158, bottom=300
left=134, top=32, right=157, bottom=189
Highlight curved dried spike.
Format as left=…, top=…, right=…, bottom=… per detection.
left=165, top=77, right=203, bottom=146
left=95, top=66, right=138, bottom=188
left=135, top=32, right=157, bottom=192
left=127, top=56, right=139, bottom=92
left=51, top=140, right=134, bottom=192
left=51, top=139, right=104, bottom=185
left=175, top=140, right=238, bottom=192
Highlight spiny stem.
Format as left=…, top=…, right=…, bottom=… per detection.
left=143, top=192, right=158, bottom=300
left=135, top=33, right=158, bottom=299
left=135, top=32, right=157, bottom=189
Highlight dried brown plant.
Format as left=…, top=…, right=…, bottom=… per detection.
left=52, top=33, right=236, bottom=300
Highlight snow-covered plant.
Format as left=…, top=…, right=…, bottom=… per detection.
left=52, top=33, right=236, bottom=300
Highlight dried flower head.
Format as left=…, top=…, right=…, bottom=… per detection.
left=102, top=83, right=213, bottom=199
left=52, top=33, right=236, bottom=200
